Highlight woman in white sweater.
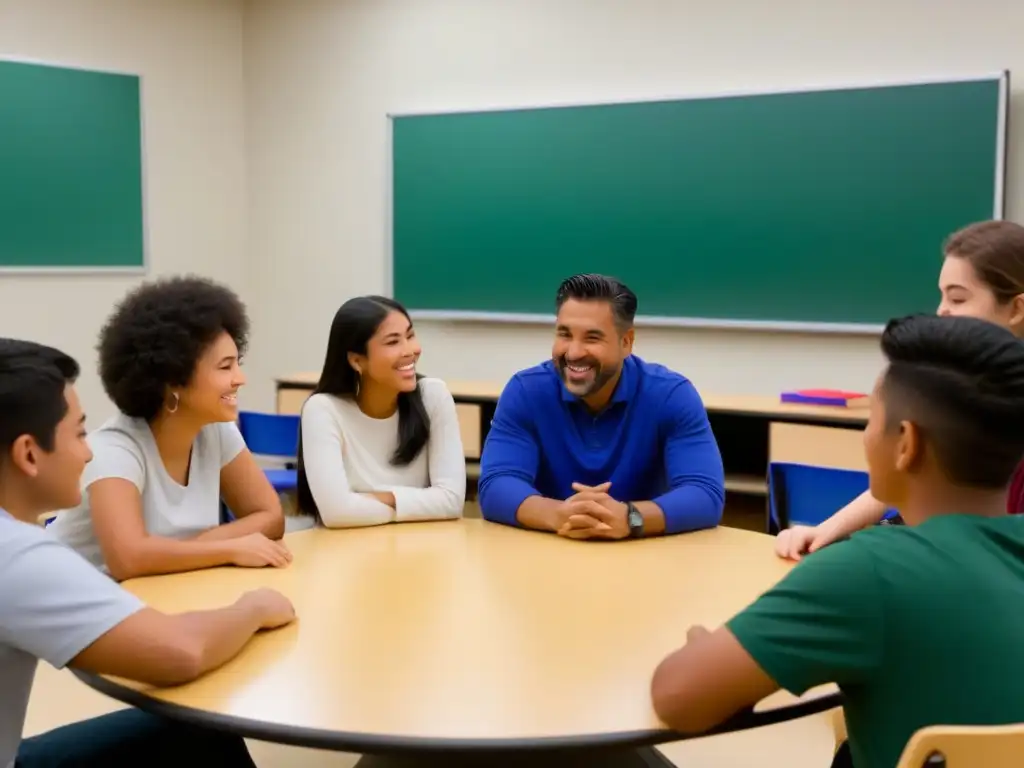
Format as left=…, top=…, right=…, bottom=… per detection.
left=297, top=296, right=466, bottom=527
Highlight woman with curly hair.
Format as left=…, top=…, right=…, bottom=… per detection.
left=48, top=276, right=289, bottom=580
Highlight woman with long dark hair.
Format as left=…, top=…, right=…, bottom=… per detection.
left=297, top=296, right=465, bottom=527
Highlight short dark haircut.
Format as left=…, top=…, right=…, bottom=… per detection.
left=943, top=220, right=1024, bottom=303
left=297, top=296, right=431, bottom=524
left=0, top=338, right=80, bottom=458
left=880, top=313, right=1024, bottom=488
left=555, top=273, right=638, bottom=330
left=98, top=275, right=249, bottom=420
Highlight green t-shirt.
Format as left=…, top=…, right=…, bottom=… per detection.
left=728, top=514, right=1024, bottom=768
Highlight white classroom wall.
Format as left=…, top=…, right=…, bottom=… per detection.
left=3, top=0, right=1024, bottom=419
left=0, top=0, right=248, bottom=421
left=241, top=0, right=1024, bottom=410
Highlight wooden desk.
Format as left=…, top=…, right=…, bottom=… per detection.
left=75, top=521, right=838, bottom=764
left=274, top=372, right=868, bottom=497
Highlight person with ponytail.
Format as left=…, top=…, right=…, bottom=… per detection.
left=297, top=296, right=466, bottom=527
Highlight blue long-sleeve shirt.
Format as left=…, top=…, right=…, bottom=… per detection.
left=478, top=355, right=725, bottom=534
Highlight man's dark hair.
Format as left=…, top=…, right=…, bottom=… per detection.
left=98, top=275, right=249, bottom=421
left=555, top=273, right=638, bottom=330
left=880, top=313, right=1024, bottom=488
left=0, top=338, right=80, bottom=458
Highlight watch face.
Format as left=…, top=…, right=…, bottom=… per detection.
left=628, top=507, right=643, bottom=527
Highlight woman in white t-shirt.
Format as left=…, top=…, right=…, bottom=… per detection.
left=48, top=276, right=289, bottom=579
left=297, top=296, right=466, bottom=527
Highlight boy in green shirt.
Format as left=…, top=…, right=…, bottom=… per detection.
left=650, top=313, right=1024, bottom=768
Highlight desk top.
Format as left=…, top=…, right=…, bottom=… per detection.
left=275, top=371, right=868, bottom=425
left=77, top=520, right=837, bottom=753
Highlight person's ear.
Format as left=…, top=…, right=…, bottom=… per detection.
left=621, top=327, right=635, bottom=355
left=8, top=434, right=41, bottom=478
left=347, top=352, right=363, bottom=376
left=1008, top=293, right=1024, bottom=331
left=894, top=420, right=923, bottom=473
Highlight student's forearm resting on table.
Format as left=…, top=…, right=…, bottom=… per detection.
left=653, top=543, right=881, bottom=734
left=384, top=484, right=464, bottom=521
left=819, top=490, right=888, bottom=537
left=382, top=392, right=467, bottom=521
left=71, top=599, right=277, bottom=688
left=651, top=626, right=780, bottom=734
left=88, top=479, right=242, bottom=581
left=194, top=510, right=283, bottom=542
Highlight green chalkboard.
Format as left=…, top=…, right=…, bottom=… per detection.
left=391, top=76, right=1007, bottom=330
left=0, top=59, right=145, bottom=271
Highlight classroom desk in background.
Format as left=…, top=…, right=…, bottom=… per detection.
left=274, top=371, right=867, bottom=500
left=73, top=519, right=839, bottom=767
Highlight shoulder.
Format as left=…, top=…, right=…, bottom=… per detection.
left=303, top=392, right=345, bottom=418
left=630, top=357, right=705, bottom=422
left=87, top=415, right=148, bottom=456
left=733, top=534, right=882, bottom=621
left=632, top=356, right=697, bottom=397
left=417, top=377, right=456, bottom=411
left=202, top=421, right=245, bottom=456
left=0, top=513, right=49, bottom=555
left=503, top=361, right=561, bottom=399
left=0, top=514, right=99, bottom=579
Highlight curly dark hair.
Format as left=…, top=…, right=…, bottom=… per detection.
left=98, top=275, right=250, bottom=420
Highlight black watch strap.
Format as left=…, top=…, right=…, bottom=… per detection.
left=627, top=502, right=643, bottom=538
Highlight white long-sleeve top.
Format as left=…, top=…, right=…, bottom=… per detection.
left=300, top=377, right=466, bottom=528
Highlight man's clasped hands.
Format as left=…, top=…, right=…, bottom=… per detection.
left=554, top=482, right=631, bottom=540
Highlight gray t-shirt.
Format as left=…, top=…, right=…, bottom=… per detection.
left=0, top=509, right=144, bottom=768
left=47, top=414, right=246, bottom=572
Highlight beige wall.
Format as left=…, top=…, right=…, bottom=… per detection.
left=0, top=0, right=248, bottom=421
left=5, top=0, right=1024, bottom=416
left=241, top=0, right=1024, bottom=412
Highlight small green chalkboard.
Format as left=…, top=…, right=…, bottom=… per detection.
left=0, top=58, right=145, bottom=272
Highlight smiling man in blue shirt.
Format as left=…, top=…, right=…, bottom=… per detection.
left=478, top=274, right=725, bottom=540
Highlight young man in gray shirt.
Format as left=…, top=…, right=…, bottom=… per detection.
left=0, top=338, right=297, bottom=768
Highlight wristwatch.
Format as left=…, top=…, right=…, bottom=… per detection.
left=626, top=502, right=643, bottom=538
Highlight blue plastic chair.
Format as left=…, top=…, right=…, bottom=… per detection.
left=237, top=411, right=301, bottom=493
left=768, top=462, right=897, bottom=532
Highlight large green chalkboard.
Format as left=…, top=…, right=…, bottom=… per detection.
left=391, top=75, right=1007, bottom=331
left=0, top=59, right=145, bottom=271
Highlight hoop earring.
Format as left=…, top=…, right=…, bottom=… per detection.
left=166, top=392, right=180, bottom=414
left=354, top=375, right=361, bottom=397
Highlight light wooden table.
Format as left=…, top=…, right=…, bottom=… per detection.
left=75, top=520, right=838, bottom=766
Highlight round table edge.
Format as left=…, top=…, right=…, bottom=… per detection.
left=71, top=669, right=843, bottom=754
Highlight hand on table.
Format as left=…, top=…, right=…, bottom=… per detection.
left=238, top=588, right=297, bottom=630
left=229, top=533, right=293, bottom=568
left=774, top=524, right=835, bottom=561
left=556, top=482, right=630, bottom=540
left=686, top=625, right=710, bottom=644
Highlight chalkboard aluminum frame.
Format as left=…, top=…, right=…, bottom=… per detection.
left=386, top=71, right=1009, bottom=335
left=0, top=55, right=149, bottom=275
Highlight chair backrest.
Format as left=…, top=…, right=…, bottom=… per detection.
left=237, top=411, right=301, bottom=459
left=896, top=724, right=1024, bottom=767
left=768, top=462, right=896, bottom=529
